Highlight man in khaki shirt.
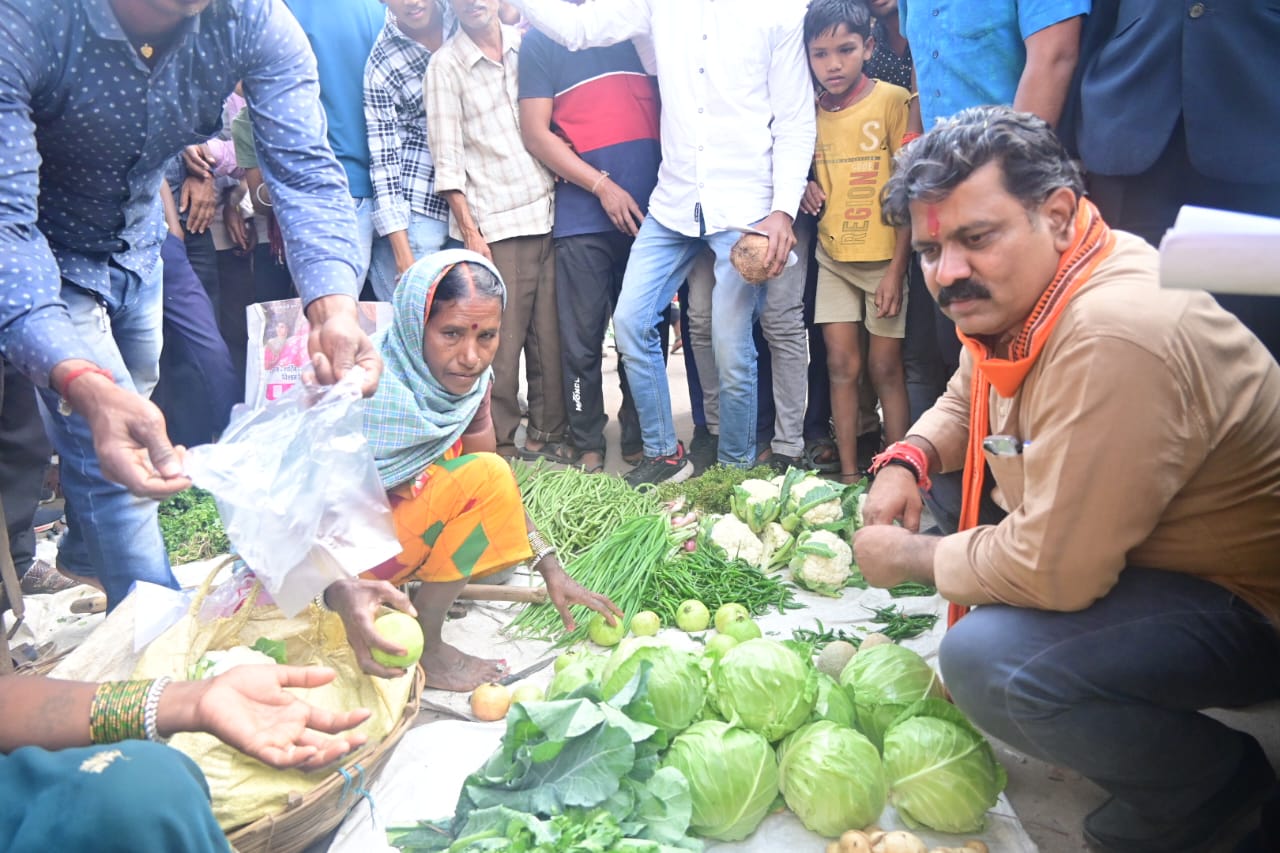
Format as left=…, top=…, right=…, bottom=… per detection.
left=855, top=106, right=1280, bottom=853
left=427, top=0, right=565, bottom=461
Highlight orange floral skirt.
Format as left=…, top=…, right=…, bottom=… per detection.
left=362, top=451, right=531, bottom=585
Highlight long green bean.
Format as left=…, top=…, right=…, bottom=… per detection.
left=515, top=462, right=661, bottom=561
left=505, top=513, right=674, bottom=645
left=641, top=546, right=803, bottom=626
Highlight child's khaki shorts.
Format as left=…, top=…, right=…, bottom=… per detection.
left=814, top=245, right=908, bottom=338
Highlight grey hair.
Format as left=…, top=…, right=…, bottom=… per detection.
left=429, top=261, right=505, bottom=319
left=881, top=105, right=1085, bottom=227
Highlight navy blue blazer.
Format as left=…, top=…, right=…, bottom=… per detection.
left=1074, top=0, right=1280, bottom=182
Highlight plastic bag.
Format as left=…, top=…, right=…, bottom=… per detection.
left=184, top=369, right=400, bottom=615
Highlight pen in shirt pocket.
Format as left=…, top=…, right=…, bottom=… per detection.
left=982, top=434, right=1031, bottom=456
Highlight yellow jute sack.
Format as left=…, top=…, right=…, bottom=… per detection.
left=132, top=578, right=414, bottom=830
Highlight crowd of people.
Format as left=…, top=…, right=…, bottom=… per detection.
left=0, top=0, right=1278, bottom=851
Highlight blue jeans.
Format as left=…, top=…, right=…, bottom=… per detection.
left=367, top=212, right=450, bottom=302
left=37, top=266, right=177, bottom=609
left=614, top=217, right=767, bottom=465
left=352, top=196, right=377, bottom=286
left=941, top=568, right=1280, bottom=820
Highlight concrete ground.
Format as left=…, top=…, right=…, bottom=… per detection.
left=584, top=340, right=1280, bottom=852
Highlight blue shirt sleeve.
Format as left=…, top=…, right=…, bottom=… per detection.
left=236, top=0, right=362, bottom=308
left=1018, top=0, right=1091, bottom=40
left=0, top=11, right=97, bottom=386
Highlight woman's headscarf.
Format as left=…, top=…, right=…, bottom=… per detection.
left=363, top=249, right=507, bottom=488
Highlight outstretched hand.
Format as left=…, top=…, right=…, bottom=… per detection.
left=539, top=558, right=622, bottom=632
left=71, top=373, right=190, bottom=499
left=192, top=665, right=371, bottom=771
left=324, top=578, right=419, bottom=679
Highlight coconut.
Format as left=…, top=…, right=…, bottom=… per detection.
left=730, top=233, right=773, bottom=284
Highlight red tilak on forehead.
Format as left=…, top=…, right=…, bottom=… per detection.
left=472, top=323, right=478, bottom=330
left=926, top=205, right=940, bottom=239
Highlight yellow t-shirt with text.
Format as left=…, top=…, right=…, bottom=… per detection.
left=814, top=80, right=911, bottom=262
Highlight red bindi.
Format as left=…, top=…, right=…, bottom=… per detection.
left=471, top=323, right=478, bottom=330
left=926, top=204, right=940, bottom=239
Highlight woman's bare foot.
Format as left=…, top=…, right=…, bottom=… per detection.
left=422, top=641, right=507, bottom=692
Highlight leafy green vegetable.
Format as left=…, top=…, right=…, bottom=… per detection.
left=390, top=665, right=699, bottom=851
left=250, top=637, right=287, bottom=665
left=709, top=638, right=817, bottom=742
left=661, top=720, right=778, bottom=842
left=882, top=699, right=1008, bottom=833
left=776, top=720, right=887, bottom=837
left=652, top=465, right=776, bottom=515
left=809, top=672, right=856, bottom=729
left=157, top=488, right=229, bottom=564
left=839, top=643, right=945, bottom=751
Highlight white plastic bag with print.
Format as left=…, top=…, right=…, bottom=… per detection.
left=184, top=368, right=399, bottom=615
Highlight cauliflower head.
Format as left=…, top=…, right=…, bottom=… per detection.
left=789, top=529, right=854, bottom=596
left=731, top=478, right=783, bottom=533
left=702, top=513, right=765, bottom=567
left=760, top=521, right=795, bottom=572
left=782, top=476, right=844, bottom=530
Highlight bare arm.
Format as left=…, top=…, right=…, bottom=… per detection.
left=519, top=98, right=643, bottom=236
left=441, top=191, right=491, bottom=261
left=0, top=669, right=370, bottom=770
left=1013, top=16, right=1083, bottom=128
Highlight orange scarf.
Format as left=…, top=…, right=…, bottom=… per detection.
left=947, top=198, right=1115, bottom=627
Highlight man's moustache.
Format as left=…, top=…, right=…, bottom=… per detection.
left=937, top=280, right=992, bottom=307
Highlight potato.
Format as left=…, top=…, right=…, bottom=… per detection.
left=730, top=233, right=772, bottom=284
left=831, top=830, right=873, bottom=853
left=871, top=830, right=927, bottom=853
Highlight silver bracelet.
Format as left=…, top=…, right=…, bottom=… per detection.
left=254, top=182, right=272, bottom=207
left=144, top=676, right=173, bottom=743
left=530, top=545, right=557, bottom=570
left=528, top=530, right=552, bottom=554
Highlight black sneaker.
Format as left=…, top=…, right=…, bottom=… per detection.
left=624, top=442, right=692, bottom=487
left=687, top=426, right=718, bottom=475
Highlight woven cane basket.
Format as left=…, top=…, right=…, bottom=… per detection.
left=226, top=663, right=425, bottom=853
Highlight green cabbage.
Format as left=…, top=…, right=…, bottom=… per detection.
left=810, top=671, right=856, bottom=729
left=601, top=638, right=707, bottom=736
left=710, top=638, right=818, bottom=742
left=546, top=653, right=605, bottom=699
left=662, top=720, right=778, bottom=841
left=882, top=699, right=1008, bottom=833
left=839, top=643, right=944, bottom=750
left=776, top=721, right=887, bottom=837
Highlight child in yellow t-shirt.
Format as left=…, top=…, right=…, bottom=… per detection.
left=800, top=0, right=916, bottom=483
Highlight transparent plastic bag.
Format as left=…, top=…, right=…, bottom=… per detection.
left=184, top=369, right=400, bottom=615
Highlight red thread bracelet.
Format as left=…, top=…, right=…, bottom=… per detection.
left=58, top=365, right=114, bottom=399
left=869, top=441, right=932, bottom=490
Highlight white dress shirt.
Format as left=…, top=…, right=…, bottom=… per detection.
left=509, top=0, right=815, bottom=238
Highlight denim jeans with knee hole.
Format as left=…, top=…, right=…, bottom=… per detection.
left=37, top=266, right=177, bottom=609
left=940, top=568, right=1280, bottom=820
left=367, top=211, right=450, bottom=302
left=614, top=218, right=766, bottom=465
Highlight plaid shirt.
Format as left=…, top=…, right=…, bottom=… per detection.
left=426, top=25, right=555, bottom=243
left=363, top=8, right=454, bottom=236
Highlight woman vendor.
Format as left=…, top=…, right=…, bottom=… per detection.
left=322, top=250, right=621, bottom=691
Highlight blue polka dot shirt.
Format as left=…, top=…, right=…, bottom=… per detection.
left=0, top=0, right=361, bottom=387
